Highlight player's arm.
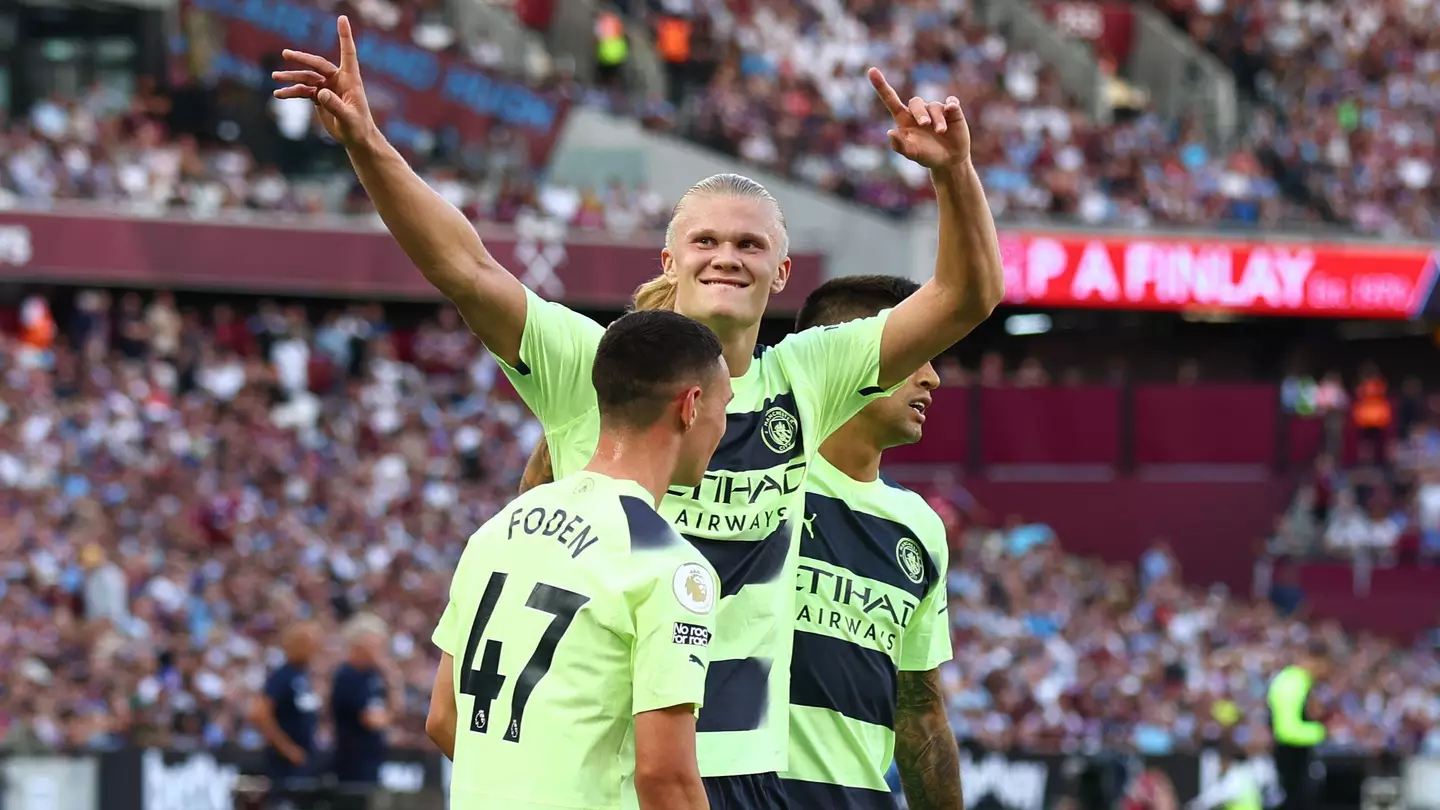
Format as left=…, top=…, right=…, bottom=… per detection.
left=894, top=668, right=963, bottom=810
left=868, top=69, right=1004, bottom=390
left=355, top=136, right=529, bottom=366
left=274, top=17, right=527, bottom=366
left=630, top=558, right=717, bottom=810
left=249, top=678, right=305, bottom=765
left=634, top=706, right=708, bottom=810
left=519, top=436, right=555, bottom=494
left=427, top=599, right=462, bottom=759
left=426, top=652, right=458, bottom=760
left=894, top=507, right=961, bottom=809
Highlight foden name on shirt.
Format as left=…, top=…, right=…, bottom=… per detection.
left=506, top=506, right=602, bottom=559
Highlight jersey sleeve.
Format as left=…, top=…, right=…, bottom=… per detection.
left=776, top=309, right=901, bottom=443
left=431, top=599, right=459, bottom=657
left=899, top=506, right=953, bottom=672
left=629, top=556, right=718, bottom=715
left=493, top=287, right=605, bottom=430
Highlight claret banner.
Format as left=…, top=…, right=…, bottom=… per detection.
left=998, top=231, right=1440, bottom=319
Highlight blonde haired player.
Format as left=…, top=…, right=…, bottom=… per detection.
left=275, top=18, right=1003, bottom=809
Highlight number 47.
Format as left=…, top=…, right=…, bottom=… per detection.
left=459, top=572, right=590, bottom=743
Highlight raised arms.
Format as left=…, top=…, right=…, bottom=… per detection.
left=273, top=16, right=528, bottom=366
left=866, top=68, right=1005, bottom=390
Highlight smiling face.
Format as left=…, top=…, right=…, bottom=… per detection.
left=661, top=194, right=791, bottom=331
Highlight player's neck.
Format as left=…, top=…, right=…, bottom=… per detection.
left=707, top=320, right=763, bottom=378
left=584, top=431, right=677, bottom=507
left=819, top=426, right=884, bottom=483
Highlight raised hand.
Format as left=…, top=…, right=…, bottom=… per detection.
left=272, top=15, right=376, bottom=150
left=868, top=67, right=971, bottom=171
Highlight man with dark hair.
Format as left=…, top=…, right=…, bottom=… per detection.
left=427, top=309, right=730, bottom=810
left=591, top=307, right=734, bottom=434
left=782, top=275, right=964, bottom=810
left=793, top=275, right=929, bottom=337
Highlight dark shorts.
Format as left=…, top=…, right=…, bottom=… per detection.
left=704, top=772, right=790, bottom=810
left=781, top=779, right=899, bottom=810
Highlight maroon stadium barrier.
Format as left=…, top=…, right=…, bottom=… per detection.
left=886, top=384, right=1288, bottom=469
left=0, top=209, right=825, bottom=311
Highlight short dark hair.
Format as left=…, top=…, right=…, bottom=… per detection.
left=795, top=274, right=921, bottom=331
left=593, top=310, right=724, bottom=428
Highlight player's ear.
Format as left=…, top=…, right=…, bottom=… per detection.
left=769, top=256, right=791, bottom=294
left=677, top=385, right=702, bottom=432
left=661, top=249, right=679, bottom=284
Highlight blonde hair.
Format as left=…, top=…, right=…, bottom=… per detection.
left=343, top=612, right=389, bottom=645
left=633, top=173, right=789, bottom=314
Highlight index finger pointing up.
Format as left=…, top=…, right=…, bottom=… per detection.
left=867, top=67, right=908, bottom=120
left=337, top=15, right=359, bottom=72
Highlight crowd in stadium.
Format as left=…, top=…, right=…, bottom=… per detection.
left=3, top=0, right=1437, bottom=238
left=0, top=80, right=674, bottom=235
left=649, top=0, right=1291, bottom=226
left=1155, top=0, right=1440, bottom=238
left=1, top=291, right=1437, bottom=759
left=2, top=0, right=1440, bottom=802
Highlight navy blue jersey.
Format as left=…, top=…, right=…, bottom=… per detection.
left=331, top=663, right=388, bottom=783
left=263, top=663, right=320, bottom=762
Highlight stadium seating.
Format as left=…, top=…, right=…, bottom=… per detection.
left=0, top=82, right=668, bottom=235
left=634, top=0, right=1300, bottom=226
left=1, top=290, right=1436, bottom=757
left=1149, top=0, right=1440, bottom=239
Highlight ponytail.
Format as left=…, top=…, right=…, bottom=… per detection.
left=517, top=275, right=674, bottom=497
left=632, top=274, right=678, bottom=312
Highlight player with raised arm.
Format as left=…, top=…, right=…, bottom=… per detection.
left=781, top=276, right=961, bottom=810
left=277, top=19, right=1002, bottom=807
left=425, top=310, right=730, bottom=810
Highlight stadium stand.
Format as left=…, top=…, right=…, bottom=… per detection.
left=0, top=84, right=671, bottom=234
left=639, top=0, right=1296, bottom=225
left=1150, top=0, right=1440, bottom=239
left=2, top=0, right=1438, bottom=806
left=0, top=291, right=1436, bottom=761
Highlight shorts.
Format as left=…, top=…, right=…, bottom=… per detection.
left=781, top=779, right=899, bottom=810
left=704, top=772, right=790, bottom=810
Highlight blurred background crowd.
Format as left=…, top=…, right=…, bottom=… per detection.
left=0, top=290, right=1437, bottom=760
left=0, top=0, right=1438, bottom=791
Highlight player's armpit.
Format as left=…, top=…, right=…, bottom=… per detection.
left=633, top=705, right=709, bottom=810
left=518, top=437, right=555, bottom=495
left=894, top=668, right=964, bottom=810
left=426, top=653, right=458, bottom=760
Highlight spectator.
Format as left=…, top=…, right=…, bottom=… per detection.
left=331, top=613, right=394, bottom=794
left=1268, top=565, right=1306, bottom=618
left=81, top=543, right=130, bottom=626
left=1352, top=365, right=1393, bottom=465
left=252, top=621, right=323, bottom=792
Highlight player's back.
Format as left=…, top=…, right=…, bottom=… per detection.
left=434, top=471, right=718, bottom=810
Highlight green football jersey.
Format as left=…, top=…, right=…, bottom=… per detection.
left=432, top=472, right=718, bottom=810
left=781, top=454, right=953, bottom=808
left=495, top=288, right=898, bottom=777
